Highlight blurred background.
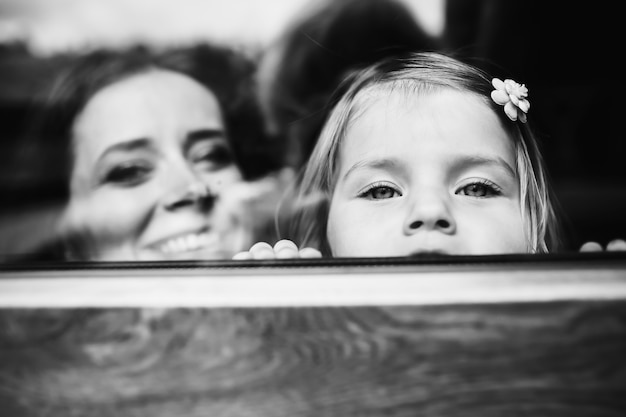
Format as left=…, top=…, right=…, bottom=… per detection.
left=0, top=0, right=623, bottom=258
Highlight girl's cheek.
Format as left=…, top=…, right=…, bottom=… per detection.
left=456, top=208, right=527, bottom=254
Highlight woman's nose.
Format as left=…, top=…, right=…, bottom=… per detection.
left=403, top=191, right=456, bottom=235
left=162, top=167, right=215, bottom=212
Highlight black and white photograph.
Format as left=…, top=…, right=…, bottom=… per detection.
left=0, top=0, right=625, bottom=415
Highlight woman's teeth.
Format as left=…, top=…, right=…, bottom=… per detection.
left=159, top=232, right=213, bottom=254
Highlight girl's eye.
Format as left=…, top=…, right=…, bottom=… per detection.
left=358, top=183, right=402, bottom=200
left=190, top=144, right=234, bottom=171
left=457, top=181, right=502, bottom=198
left=101, top=161, right=153, bottom=187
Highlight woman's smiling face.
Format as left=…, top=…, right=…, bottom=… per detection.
left=64, top=69, right=243, bottom=260
left=326, top=88, right=529, bottom=257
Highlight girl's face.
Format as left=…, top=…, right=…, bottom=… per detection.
left=64, top=69, right=243, bottom=260
left=327, top=88, right=528, bottom=257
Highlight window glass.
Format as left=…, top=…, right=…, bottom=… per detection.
left=1, top=0, right=624, bottom=264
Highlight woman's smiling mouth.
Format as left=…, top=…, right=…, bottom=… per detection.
left=158, top=231, right=216, bottom=254
left=147, top=228, right=221, bottom=256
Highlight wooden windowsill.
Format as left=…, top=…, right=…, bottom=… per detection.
left=2, top=252, right=626, bottom=308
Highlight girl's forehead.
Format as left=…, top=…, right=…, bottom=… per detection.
left=341, top=86, right=515, bottom=167
left=356, top=81, right=484, bottom=107
left=351, top=83, right=498, bottom=133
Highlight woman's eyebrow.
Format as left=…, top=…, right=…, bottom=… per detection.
left=97, top=138, right=153, bottom=162
left=187, top=128, right=225, bottom=141
left=185, top=128, right=225, bottom=146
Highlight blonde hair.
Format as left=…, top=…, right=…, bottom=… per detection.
left=283, top=52, right=561, bottom=255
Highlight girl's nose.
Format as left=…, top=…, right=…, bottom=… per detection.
left=403, top=190, right=456, bottom=235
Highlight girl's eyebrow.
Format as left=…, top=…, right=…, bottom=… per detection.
left=342, top=155, right=516, bottom=180
left=343, top=157, right=405, bottom=180
left=454, top=155, right=516, bottom=178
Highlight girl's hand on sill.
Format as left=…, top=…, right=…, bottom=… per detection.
left=233, top=239, right=322, bottom=260
left=580, top=239, right=626, bottom=252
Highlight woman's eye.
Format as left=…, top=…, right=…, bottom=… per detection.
left=457, top=181, right=502, bottom=197
left=190, top=144, right=234, bottom=171
left=101, top=162, right=153, bottom=187
left=358, top=184, right=402, bottom=200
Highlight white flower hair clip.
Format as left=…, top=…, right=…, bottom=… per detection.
left=491, top=78, right=530, bottom=123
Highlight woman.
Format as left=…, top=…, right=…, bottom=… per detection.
left=22, top=46, right=283, bottom=261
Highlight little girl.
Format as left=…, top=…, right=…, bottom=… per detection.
left=234, top=52, right=561, bottom=259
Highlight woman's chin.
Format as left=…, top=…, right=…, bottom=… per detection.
left=136, top=246, right=234, bottom=261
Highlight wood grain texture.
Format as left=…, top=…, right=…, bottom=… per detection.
left=1, top=302, right=625, bottom=416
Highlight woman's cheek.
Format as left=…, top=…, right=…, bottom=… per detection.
left=64, top=189, right=153, bottom=245
left=199, top=166, right=243, bottom=194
